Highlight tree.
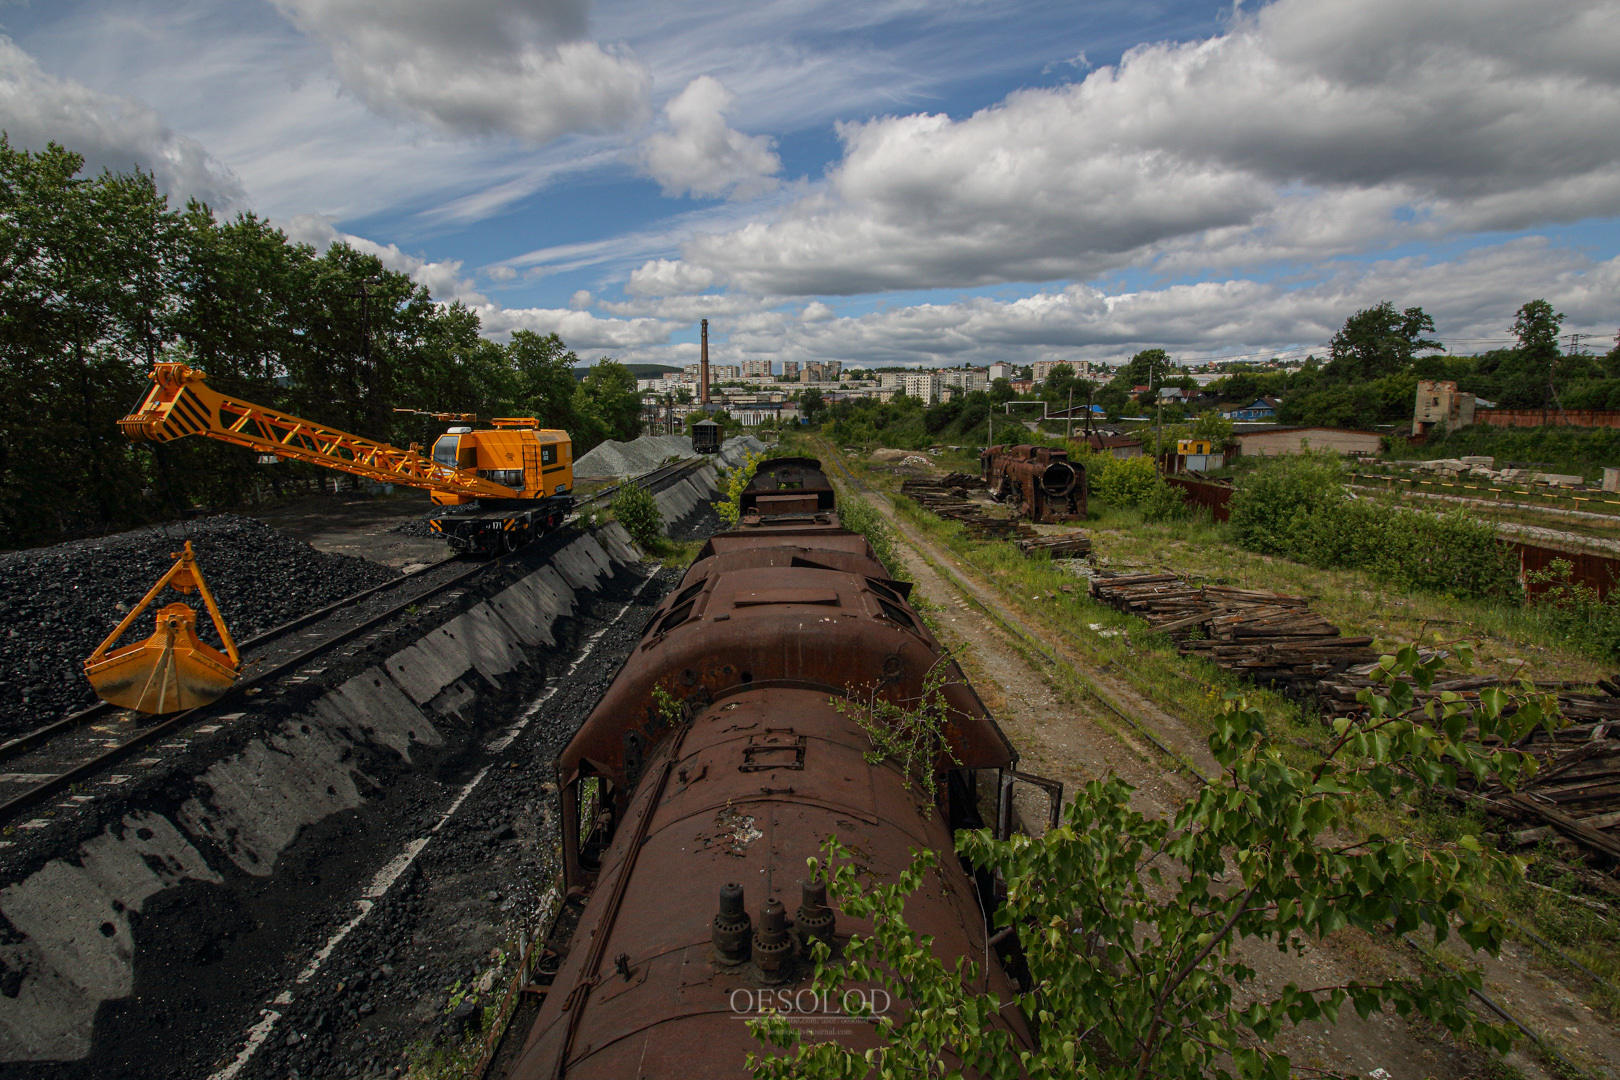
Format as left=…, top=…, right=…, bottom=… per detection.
left=1112, top=348, right=1170, bottom=391
left=508, top=331, right=582, bottom=431
left=752, top=645, right=1549, bottom=1080
left=576, top=358, right=642, bottom=446
left=1324, top=302, right=1439, bottom=382
left=800, top=387, right=825, bottom=424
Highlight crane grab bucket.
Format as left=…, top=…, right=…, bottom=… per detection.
left=84, top=542, right=241, bottom=714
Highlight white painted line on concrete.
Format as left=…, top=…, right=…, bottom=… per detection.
left=432, top=767, right=491, bottom=833
left=206, top=563, right=663, bottom=1078
left=206, top=1009, right=282, bottom=1080
left=215, top=764, right=493, bottom=1074
left=484, top=567, right=659, bottom=752
left=295, top=901, right=373, bottom=984
left=363, top=838, right=430, bottom=898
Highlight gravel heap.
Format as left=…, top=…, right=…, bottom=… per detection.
left=0, top=515, right=399, bottom=737
left=573, top=434, right=694, bottom=478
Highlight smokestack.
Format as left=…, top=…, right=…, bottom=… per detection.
left=700, top=319, right=710, bottom=406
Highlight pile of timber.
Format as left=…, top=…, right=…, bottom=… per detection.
left=1016, top=534, right=1093, bottom=557
left=899, top=476, right=1045, bottom=544
left=1089, top=573, right=1376, bottom=693
left=1320, top=668, right=1620, bottom=866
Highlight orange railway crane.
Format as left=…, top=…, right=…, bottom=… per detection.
left=119, top=362, right=575, bottom=554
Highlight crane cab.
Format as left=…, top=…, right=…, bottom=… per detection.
left=428, top=421, right=572, bottom=507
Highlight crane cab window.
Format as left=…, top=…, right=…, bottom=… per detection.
left=541, top=445, right=558, bottom=467
left=432, top=436, right=458, bottom=468
left=433, top=434, right=476, bottom=470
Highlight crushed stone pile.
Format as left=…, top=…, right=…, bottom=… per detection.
left=0, top=515, right=400, bottom=738
left=717, top=434, right=770, bottom=469
left=573, top=434, right=695, bottom=478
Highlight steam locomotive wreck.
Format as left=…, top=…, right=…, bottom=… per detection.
left=502, top=457, right=1044, bottom=1078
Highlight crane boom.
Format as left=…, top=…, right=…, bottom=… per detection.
left=119, top=363, right=516, bottom=500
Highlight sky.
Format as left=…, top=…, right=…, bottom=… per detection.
left=3, top=0, right=1620, bottom=371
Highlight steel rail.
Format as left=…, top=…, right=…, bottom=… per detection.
left=0, top=561, right=455, bottom=763
left=0, top=456, right=711, bottom=825
left=822, top=442, right=1602, bottom=1073
left=0, top=556, right=504, bottom=824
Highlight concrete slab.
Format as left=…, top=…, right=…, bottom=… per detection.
left=0, top=813, right=220, bottom=1060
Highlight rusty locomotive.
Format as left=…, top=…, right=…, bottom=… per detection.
left=981, top=443, right=1086, bottom=523
left=501, top=457, right=1048, bottom=1078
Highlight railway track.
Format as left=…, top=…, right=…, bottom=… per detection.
left=0, top=457, right=707, bottom=828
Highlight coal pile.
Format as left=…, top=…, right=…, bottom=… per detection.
left=391, top=516, right=439, bottom=540
left=0, top=515, right=399, bottom=738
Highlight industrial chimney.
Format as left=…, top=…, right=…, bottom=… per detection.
left=700, top=319, right=710, bottom=406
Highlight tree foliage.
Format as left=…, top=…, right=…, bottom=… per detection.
left=610, top=481, right=664, bottom=547
left=751, top=646, right=1554, bottom=1080
left=0, top=138, right=629, bottom=549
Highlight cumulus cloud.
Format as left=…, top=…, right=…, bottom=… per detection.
left=474, top=304, right=679, bottom=348
left=282, top=213, right=489, bottom=305
left=637, top=75, right=780, bottom=199
left=637, top=0, right=1620, bottom=296
left=594, top=240, right=1619, bottom=371
left=626, top=256, right=718, bottom=296
left=0, top=36, right=244, bottom=209
left=269, top=0, right=649, bottom=144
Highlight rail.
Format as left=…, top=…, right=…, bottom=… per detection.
left=0, top=457, right=711, bottom=826
left=821, top=442, right=1596, bottom=1071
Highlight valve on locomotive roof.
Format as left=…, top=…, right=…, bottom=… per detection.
left=753, top=897, right=794, bottom=982
left=796, top=878, right=836, bottom=954
left=712, top=882, right=752, bottom=967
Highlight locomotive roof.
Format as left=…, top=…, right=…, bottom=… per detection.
left=513, top=687, right=1034, bottom=1079
left=556, top=532, right=1014, bottom=790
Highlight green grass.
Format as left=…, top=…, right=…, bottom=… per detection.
left=829, top=445, right=1620, bottom=1034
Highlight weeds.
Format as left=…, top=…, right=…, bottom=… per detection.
left=832, top=655, right=962, bottom=810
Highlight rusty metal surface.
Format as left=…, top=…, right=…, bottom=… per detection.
left=511, top=688, right=1034, bottom=1080
left=980, top=444, right=1087, bottom=523
left=558, top=531, right=1012, bottom=795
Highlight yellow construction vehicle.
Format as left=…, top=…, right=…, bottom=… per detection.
left=119, top=363, right=574, bottom=554
left=84, top=542, right=240, bottom=713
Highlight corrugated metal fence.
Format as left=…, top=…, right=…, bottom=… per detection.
left=1162, top=475, right=1620, bottom=597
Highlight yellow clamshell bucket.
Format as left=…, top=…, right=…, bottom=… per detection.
left=84, top=541, right=241, bottom=714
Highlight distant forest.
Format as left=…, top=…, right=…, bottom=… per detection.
left=0, top=138, right=646, bottom=549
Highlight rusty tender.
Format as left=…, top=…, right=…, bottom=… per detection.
left=981, top=442, right=1087, bottom=523
left=506, top=457, right=1052, bottom=1079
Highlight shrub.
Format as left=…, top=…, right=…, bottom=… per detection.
left=1228, top=451, right=1345, bottom=555
left=714, top=452, right=763, bottom=528
left=751, top=644, right=1550, bottom=1079
left=839, top=494, right=908, bottom=580
left=1088, top=455, right=1187, bottom=521
left=610, top=482, right=663, bottom=546
left=1229, top=454, right=1519, bottom=600
left=1524, top=559, right=1620, bottom=659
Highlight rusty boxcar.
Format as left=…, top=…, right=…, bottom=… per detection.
left=499, top=457, right=1048, bottom=1079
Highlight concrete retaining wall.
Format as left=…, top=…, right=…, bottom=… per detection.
left=0, top=519, right=665, bottom=1063
left=652, top=464, right=718, bottom=530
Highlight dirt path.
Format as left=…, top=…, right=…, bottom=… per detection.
left=825, top=457, right=1570, bottom=1080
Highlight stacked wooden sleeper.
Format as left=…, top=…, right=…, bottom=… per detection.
left=1089, top=573, right=1376, bottom=693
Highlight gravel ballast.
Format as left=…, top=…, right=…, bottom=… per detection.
left=0, top=515, right=399, bottom=737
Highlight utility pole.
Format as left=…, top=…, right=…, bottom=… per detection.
left=1066, top=386, right=1075, bottom=442
left=1156, top=392, right=1165, bottom=475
